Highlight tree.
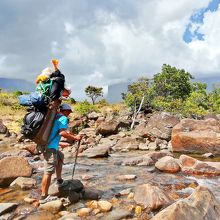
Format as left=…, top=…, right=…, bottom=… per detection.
left=85, top=86, right=103, bottom=104
left=151, top=64, right=193, bottom=100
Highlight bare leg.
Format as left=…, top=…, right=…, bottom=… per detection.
left=41, top=173, right=52, bottom=196
left=56, top=157, right=63, bottom=180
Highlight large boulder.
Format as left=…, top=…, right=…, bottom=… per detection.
left=0, top=156, right=32, bottom=187
left=79, top=145, right=110, bottom=158
left=0, top=149, right=32, bottom=160
left=136, top=112, right=179, bottom=141
left=151, top=186, right=220, bottom=220
left=10, top=177, right=36, bottom=190
left=179, top=155, right=220, bottom=176
left=134, top=184, right=174, bottom=210
left=155, top=156, right=180, bottom=173
left=172, top=118, right=220, bottom=154
left=96, top=120, right=119, bottom=136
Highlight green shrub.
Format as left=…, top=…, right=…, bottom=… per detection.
left=13, top=91, right=23, bottom=97
left=74, top=100, right=99, bottom=115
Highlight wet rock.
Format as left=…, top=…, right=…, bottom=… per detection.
left=116, top=175, right=137, bottom=181
left=79, top=145, right=110, bottom=158
left=25, top=210, right=55, bottom=220
left=146, top=151, right=173, bottom=163
left=172, top=118, right=220, bottom=154
left=98, top=200, right=112, bottom=212
left=119, top=188, right=132, bottom=196
left=82, top=188, right=103, bottom=200
left=24, top=197, right=37, bottom=204
left=113, top=137, right=139, bottom=151
left=0, top=203, right=18, bottom=215
left=48, top=179, right=84, bottom=197
left=10, top=177, right=36, bottom=190
left=122, top=156, right=144, bottom=166
left=59, top=213, right=80, bottom=220
left=155, top=156, right=180, bottom=173
left=137, top=112, right=179, bottom=141
left=151, top=186, right=220, bottom=220
left=202, top=153, right=214, bottom=158
left=100, top=208, right=132, bottom=220
left=39, top=200, right=63, bottom=214
left=22, top=144, right=38, bottom=155
left=14, top=204, right=36, bottom=217
left=179, top=155, right=220, bottom=176
left=134, top=184, right=174, bottom=210
left=0, top=156, right=33, bottom=187
left=0, top=149, right=32, bottom=159
left=96, top=120, right=119, bottom=136
left=77, top=208, right=92, bottom=217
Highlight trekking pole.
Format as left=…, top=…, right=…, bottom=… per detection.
left=71, top=140, right=81, bottom=179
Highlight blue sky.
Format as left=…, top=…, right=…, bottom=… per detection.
left=0, top=0, right=220, bottom=99
left=184, top=0, right=220, bottom=42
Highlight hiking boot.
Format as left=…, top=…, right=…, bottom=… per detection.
left=39, top=195, right=57, bottom=204
left=56, top=179, right=68, bottom=188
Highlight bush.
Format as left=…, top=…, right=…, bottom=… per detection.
left=74, top=100, right=99, bottom=116
left=13, top=91, right=23, bottom=97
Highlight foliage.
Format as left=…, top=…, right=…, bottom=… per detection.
left=122, top=77, right=151, bottom=110
left=85, top=85, right=103, bottom=104
left=74, top=100, right=99, bottom=115
left=151, top=64, right=193, bottom=100
left=97, top=99, right=109, bottom=107
left=13, top=90, right=23, bottom=97
left=69, top=97, right=76, bottom=104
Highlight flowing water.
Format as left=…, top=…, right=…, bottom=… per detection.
left=0, top=149, right=220, bottom=219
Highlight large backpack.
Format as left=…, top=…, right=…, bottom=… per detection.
left=36, top=79, right=53, bottom=98
left=21, top=110, right=45, bottom=140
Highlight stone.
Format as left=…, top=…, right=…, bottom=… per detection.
left=0, top=156, right=32, bottom=187
left=0, top=203, right=18, bottom=215
left=48, top=179, right=84, bottom=197
left=76, top=208, right=92, bottom=217
left=116, top=175, right=137, bottom=181
left=98, top=200, right=112, bottom=212
left=10, top=177, right=36, bottom=190
left=100, top=208, right=132, bottom=220
left=88, top=112, right=101, bottom=120
left=14, top=204, right=36, bottom=216
left=96, top=120, right=119, bottom=136
left=179, top=155, right=220, bottom=176
left=0, top=149, right=32, bottom=159
left=59, top=213, right=80, bottom=220
left=0, top=120, right=8, bottom=134
left=139, top=142, right=149, bottom=150
left=151, top=186, right=220, bottom=220
left=25, top=210, right=55, bottom=220
left=79, top=145, right=110, bottom=158
left=172, top=118, right=220, bottom=154
left=39, top=200, right=63, bottom=214
left=113, top=137, right=139, bottom=151
left=202, top=153, right=214, bottom=158
left=148, top=142, right=158, bottom=150
left=119, top=188, right=132, bottom=196
left=136, top=112, right=179, bottom=140
left=82, top=188, right=103, bottom=200
left=155, top=156, right=180, bottom=173
left=134, top=184, right=174, bottom=210
left=22, top=144, right=38, bottom=155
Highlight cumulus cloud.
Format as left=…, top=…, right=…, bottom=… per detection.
left=0, top=0, right=219, bottom=99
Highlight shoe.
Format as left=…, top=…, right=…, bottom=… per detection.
left=56, top=179, right=68, bottom=188
left=39, top=195, right=58, bottom=204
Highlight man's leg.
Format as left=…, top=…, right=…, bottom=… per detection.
left=56, top=151, right=64, bottom=180
left=41, top=173, right=52, bottom=196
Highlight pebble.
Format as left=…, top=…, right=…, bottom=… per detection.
left=98, top=200, right=113, bottom=212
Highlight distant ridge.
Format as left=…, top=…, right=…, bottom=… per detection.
left=0, top=77, right=35, bottom=92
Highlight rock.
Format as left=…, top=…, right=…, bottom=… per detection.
left=80, top=145, right=110, bottom=158
left=22, top=144, right=38, bottom=155
left=139, top=142, right=149, bottom=150
left=24, top=197, right=37, bottom=204
left=0, top=120, right=8, bottom=134
left=48, top=179, right=84, bottom=197
left=0, top=156, right=32, bottom=187
left=155, top=156, right=180, bottom=173
left=96, top=120, right=119, bottom=136
left=98, top=200, right=112, bottom=212
left=79, top=128, right=96, bottom=137
left=59, top=213, right=80, bottom=220
left=179, top=155, right=220, bottom=176
left=10, top=177, right=36, bottom=190
left=58, top=211, right=70, bottom=216
left=116, top=175, right=137, bottom=181
left=122, top=156, right=144, bottom=166
left=119, top=188, right=132, bottom=196
left=82, top=188, right=103, bottom=200
left=134, top=184, right=174, bottom=210
left=87, top=200, right=98, bottom=209
left=14, top=204, right=36, bottom=216
left=172, top=118, right=220, bottom=154
left=136, top=112, right=179, bottom=140
left=0, top=149, right=32, bottom=159
left=148, top=142, right=158, bottom=150
left=39, top=200, right=63, bottom=214
left=151, top=186, right=220, bottom=220
left=77, top=208, right=92, bottom=217
left=0, top=203, right=18, bottom=215
left=113, top=137, right=139, bottom=151
left=202, top=153, right=214, bottom=158
left=25, top=210, right=55, bottom=220
left=88, top=112, right=101, bottom=120
left=100, top=208, right=132, bottom=220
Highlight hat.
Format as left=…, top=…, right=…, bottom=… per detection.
left=60, top=103, right=73, bottom=112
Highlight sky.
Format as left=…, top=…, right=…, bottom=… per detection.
left=0, top=0, right=220, bottom=99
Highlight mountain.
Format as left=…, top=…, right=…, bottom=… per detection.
left=0, top=78, right=35, bottom=92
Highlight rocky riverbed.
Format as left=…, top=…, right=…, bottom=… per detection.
left=0, top=111, right=220, bottom=219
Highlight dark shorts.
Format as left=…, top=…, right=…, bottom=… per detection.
left=43, top=148, right=64, bottom=174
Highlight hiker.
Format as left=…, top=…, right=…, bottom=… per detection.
left=40, top=103, right=83, bottom=204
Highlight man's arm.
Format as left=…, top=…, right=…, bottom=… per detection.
left=59, top=129, right=82, bottom=141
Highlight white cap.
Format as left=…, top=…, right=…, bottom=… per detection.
left=41, top=67, right=53, bottom=77
left=60, top=103, right=73, bottom=112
